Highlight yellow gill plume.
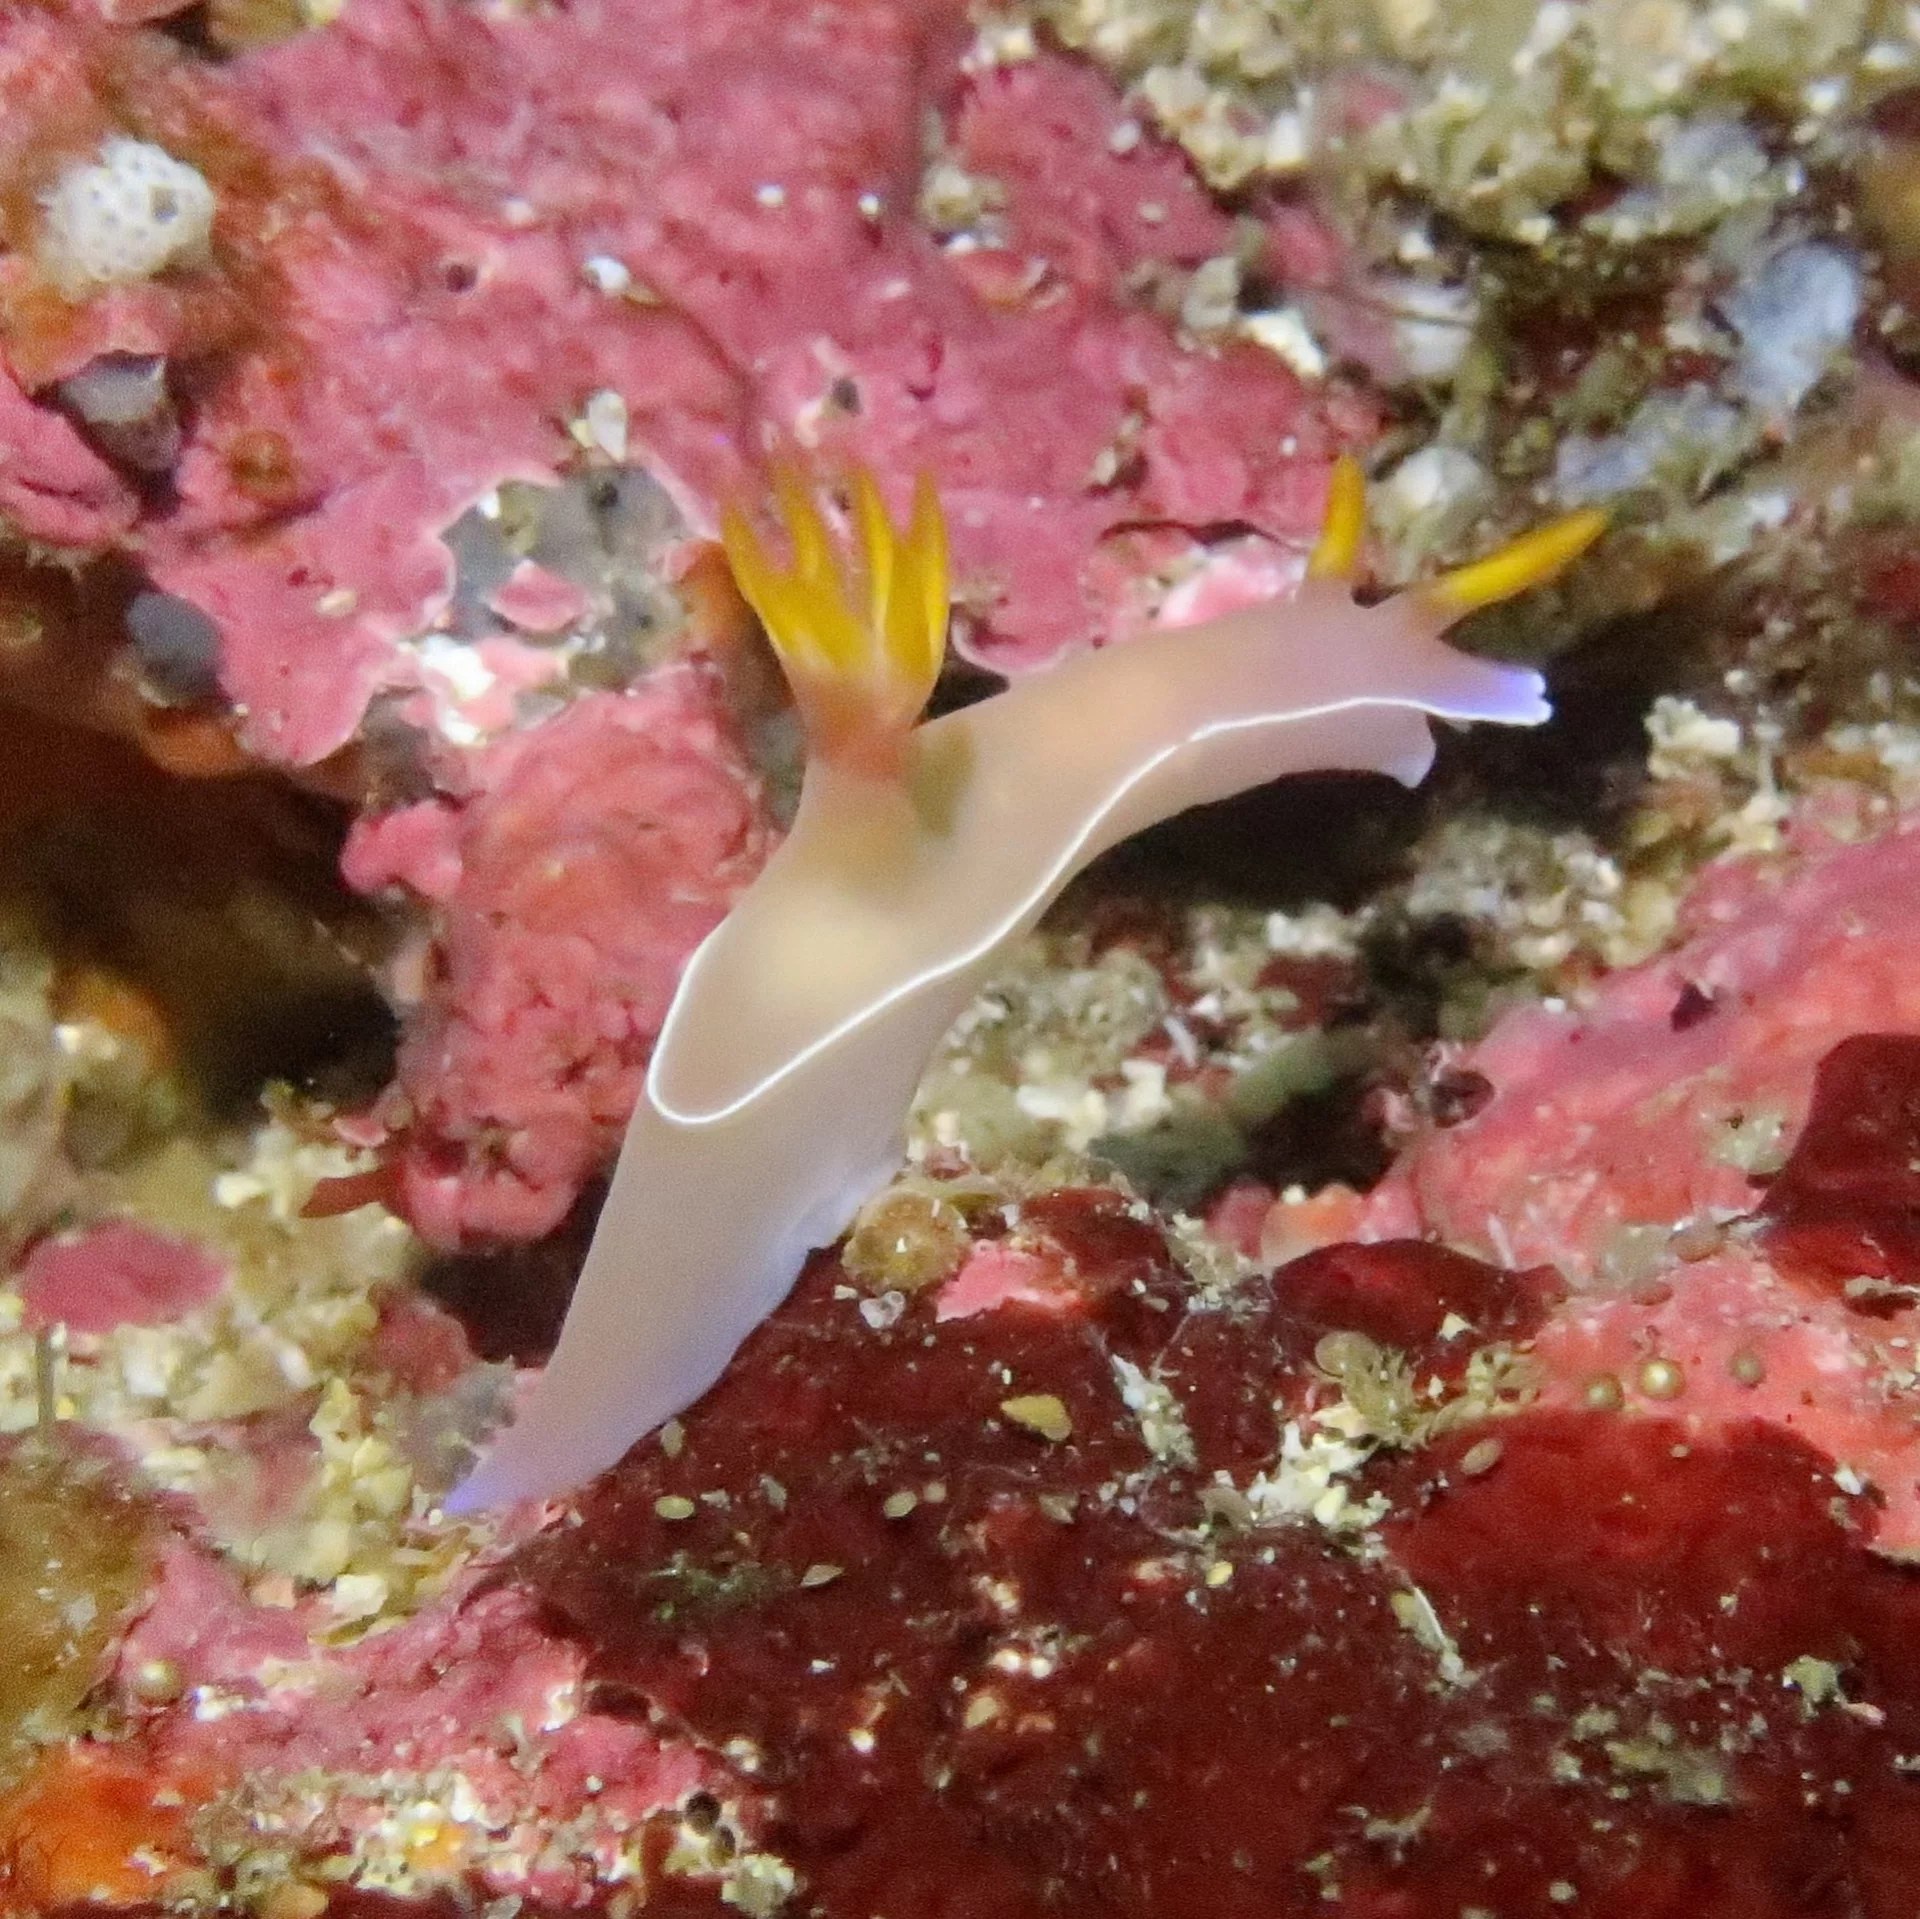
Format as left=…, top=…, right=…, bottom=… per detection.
left=721, top=462, right=949, bottom=776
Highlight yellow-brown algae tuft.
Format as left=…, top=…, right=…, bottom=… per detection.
left=0, top=1442, right=157, bottom=1783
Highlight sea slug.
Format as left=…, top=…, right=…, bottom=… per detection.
left=453, top=461, right=1602, bottom=1508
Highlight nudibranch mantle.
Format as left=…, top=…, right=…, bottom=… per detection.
left=450, top=462, right=1601, bottom=1511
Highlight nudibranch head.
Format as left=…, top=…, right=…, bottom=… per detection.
left=721, top=463, right=949, bottom=775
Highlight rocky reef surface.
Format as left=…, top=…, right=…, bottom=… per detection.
left=3, top=0, right=1920, bottom=1911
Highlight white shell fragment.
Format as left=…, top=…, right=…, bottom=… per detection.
left=39, top=138, right=217, bottom=298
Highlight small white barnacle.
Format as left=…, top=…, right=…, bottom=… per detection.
left=39, top=137, right=217, bottom=299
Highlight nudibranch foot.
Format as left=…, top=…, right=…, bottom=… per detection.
left=450, top=459, right=1604, bottom=1512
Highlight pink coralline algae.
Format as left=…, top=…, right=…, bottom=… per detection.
left=1360, top=819, right=1920, bottom=1272
left=19, top=1220, right=226, bottom=1334
left=343, top=674, right=770, bottom=1246
left=0, top=0, right=1358, bottom=764
left=1327, top=815, right=1920, bottom=1554
left=114, top=1540, right=718, bottom=1910
left=0, top=366, right=139, bottom=548
left=0, top=0, right=1362, bottom=1241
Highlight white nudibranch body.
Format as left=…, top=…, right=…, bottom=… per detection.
left=450, top=461, right=1600, bottom=1511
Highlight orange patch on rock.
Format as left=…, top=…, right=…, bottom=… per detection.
left=0, top=1744, right=214, bottom=1909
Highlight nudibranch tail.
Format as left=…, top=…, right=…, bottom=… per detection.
left=721, top=462, right=949, bottom=769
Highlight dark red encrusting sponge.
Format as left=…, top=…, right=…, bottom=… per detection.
left=511, top=1198, right=1920, bottom=1919
left=1269, top=1237, right=1566, bottom=1359
left=1760, top=1032, right=1920, bottom=1308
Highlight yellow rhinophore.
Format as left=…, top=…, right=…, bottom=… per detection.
left=721, top=462, right=949, bottom=774
left=1308, top=450, right=1605, bottom=607
left=1306, top=454, right=1367, bottom=582
left=1421, top=504, right=1610, bottom=613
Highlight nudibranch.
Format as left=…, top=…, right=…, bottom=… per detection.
left=450, top=460, right=1603, bottom=1510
